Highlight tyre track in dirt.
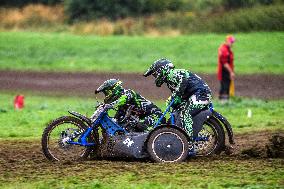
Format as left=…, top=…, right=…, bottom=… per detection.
left=0, top=71, right=283, bottom=100
left=0, top=130, right=282, bottom=184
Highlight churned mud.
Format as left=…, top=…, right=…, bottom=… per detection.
left=240, top=132, right=284, bottom=158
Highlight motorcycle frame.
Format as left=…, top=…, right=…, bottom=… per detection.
left=154, top=99, right=211, bottom=142
left=68, top=100, right=175, bottom=147
left=67, top=98, right=234, bottom=147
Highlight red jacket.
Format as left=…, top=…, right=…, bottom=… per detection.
left=217, top=43, right=234, bottom=81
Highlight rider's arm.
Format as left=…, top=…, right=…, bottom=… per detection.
left=109, top=90, right=134, bottom=109
left=170, top=71, right=188, bottom=106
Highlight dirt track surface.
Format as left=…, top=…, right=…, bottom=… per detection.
left=0, top=130, right=283, bottom=186
left=0, top=71, right=283, bottom=100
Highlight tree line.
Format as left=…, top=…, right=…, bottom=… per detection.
left=1, top=0, right=283, bottom=21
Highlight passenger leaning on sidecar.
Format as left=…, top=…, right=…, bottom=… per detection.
left=144, top=58, right=212, bottom=136
left=95, top=79, right=164, bottom=132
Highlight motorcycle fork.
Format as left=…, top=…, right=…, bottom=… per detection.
left=68, top=126, right=97, bottom=147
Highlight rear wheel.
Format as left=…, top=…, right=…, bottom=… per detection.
left=42, top=116, right=96, bottom=161
left=191, top=117, right=225, bottom=156
left=147, top=127, right=189, bottom=163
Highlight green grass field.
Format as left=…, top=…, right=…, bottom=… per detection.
left=0, top=31, right=283, bottom=74
left=0, top=93, right=283, bottom=139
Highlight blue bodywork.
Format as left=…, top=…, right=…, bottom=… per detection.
left=69, top=100, right=176, bottom=147
left=68, top=110, right=128, bottom=147
left=95, top=112, right=127, bottom=135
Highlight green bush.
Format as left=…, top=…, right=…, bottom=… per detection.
left=152, top=5, right=284, bottom=33
left=204, top=5, right=284, bottom=32
left=64, top=0, right=184, bottom=21
left=223, top=0, right=275, bottom=9
left=0, top=0, right=60, bottom=7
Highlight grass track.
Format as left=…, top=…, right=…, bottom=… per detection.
left=1, top=157, right=283, bottom=189
left=0, top=31, right=283, bottom=74
left=0, top=93, right=283, bottom=138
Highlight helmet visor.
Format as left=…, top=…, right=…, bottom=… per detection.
left=143, top=68, right=153, bottom=77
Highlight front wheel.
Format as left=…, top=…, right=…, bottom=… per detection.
left=191, top=117, right=225, bottom=156
left=42, top=116, right=95, bottom=161
left=147, top=127, right=189, bottom=163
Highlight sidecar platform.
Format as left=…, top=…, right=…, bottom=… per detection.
left=100, top=132, right=150, bottom=159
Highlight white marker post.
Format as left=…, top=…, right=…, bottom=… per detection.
left=247, top=109, right=252, bottom=118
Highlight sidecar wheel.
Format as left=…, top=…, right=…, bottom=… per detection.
left=147, top=127, right=189, bottom=163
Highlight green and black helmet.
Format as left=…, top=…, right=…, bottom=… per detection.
left=143, top=58, right=174, bottom=87
left=95, top=79, right=124, bottom=103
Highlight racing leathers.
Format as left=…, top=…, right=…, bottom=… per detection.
left=166, top=69, right=212, bottom=136
left=108, top=89, right=164, bottom=131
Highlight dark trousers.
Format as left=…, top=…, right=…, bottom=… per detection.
left=219, top=78, right=230, bottom=100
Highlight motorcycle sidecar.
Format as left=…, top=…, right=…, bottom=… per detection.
left=99, top=126, right=189, bottom=163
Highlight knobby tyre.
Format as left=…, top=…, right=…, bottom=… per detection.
left=193, top=117, right=225, bottom=156
left=42, top=116, right=94, bottom=161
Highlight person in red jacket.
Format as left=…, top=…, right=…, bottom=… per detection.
left=217, top=35, right=235, bottom=101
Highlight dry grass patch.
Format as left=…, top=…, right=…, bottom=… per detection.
left=0, top=4, right=64, bottom=29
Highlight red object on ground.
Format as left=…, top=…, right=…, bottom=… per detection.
left=14, top=95, right=24, bottom=110
left=217, top=43, right=234, bottom=81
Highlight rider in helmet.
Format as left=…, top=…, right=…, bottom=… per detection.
left=144, top=58, right=212, bottom=136
left=95, top=79, right=164, bottom=132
